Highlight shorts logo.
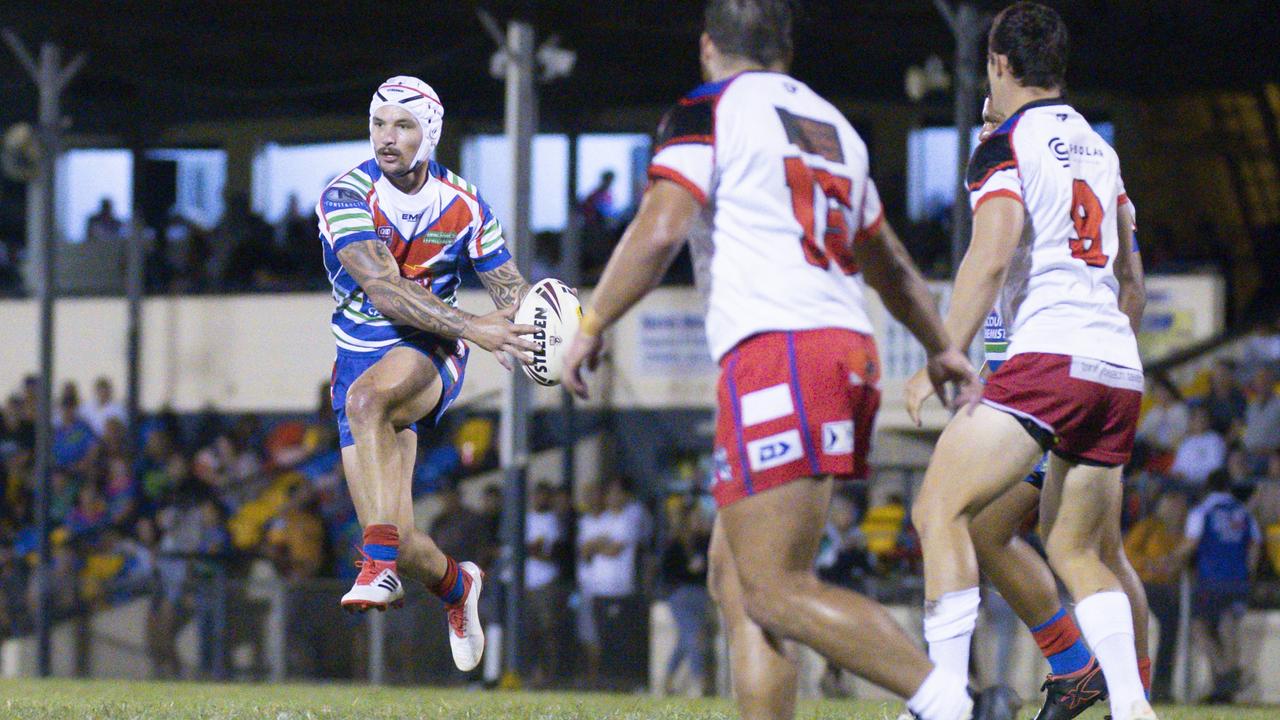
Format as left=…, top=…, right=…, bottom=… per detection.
left=822, top=420, right=854, bottom=455
left=740, top=383, right=794, bottom=426
left=746, top=429, right=803, bottom=472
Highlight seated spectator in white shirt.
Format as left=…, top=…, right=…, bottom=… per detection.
left=81, top=377, right=126, bottom=438
left=1137, top=382, right=1189, bottom=452
left=1171, top=405, right=1227, bottom=489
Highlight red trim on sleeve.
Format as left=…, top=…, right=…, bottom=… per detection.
left=1118, top=192, right=1130, bottom=205
left=648, top=165, right=708, bottom=205
left=973, top=189, right=1023, bottom=213
left=855, top=206, right=885, bottom=244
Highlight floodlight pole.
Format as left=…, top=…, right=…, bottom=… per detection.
left=934, top=1, right=984, bottom=273
left=498, top=18, right=537, bottom=682
left=2, top=29, right=84, bottom=679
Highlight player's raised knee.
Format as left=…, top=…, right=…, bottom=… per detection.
left=344, top=379, right=390, bottom=428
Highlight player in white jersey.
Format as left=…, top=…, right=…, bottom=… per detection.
left=563, top=3, right=988, bottom=719
left=910, top=5, right=1157, bottom=720
left=318, top=76, right=540, bottom=672
left=906, top=95, right=1153, bottom=720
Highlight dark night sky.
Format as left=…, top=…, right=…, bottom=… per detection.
left=1, top=1, right=1277, bottom=133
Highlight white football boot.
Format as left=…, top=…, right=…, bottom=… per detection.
left=340, top=549, right=404, bottom=612
left=445, top=561, right=485, bottom=671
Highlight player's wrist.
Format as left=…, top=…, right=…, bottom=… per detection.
left=578, top=309, right=606, bottom=338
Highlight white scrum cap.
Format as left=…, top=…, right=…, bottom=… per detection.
left=369, top=76, right=444, bottom=169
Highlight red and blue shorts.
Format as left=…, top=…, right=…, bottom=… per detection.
left=982, top=352, right=1142, bottom=467
left=711, top=329, right=880, bottom=508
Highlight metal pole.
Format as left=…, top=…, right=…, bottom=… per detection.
left=126, top=148, right=145, bottom=441
left=935, top=2, right=984, bottom=273
left=500, top=19, right=537, bottom=682
left=3, top=31, right=84, bottom=678
left=560, top=132, right=581, bottom=496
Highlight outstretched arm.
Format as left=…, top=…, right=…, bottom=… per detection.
left=856, top=219, right=981, bottom=410
left=337, top=239, right=539, bottom=368
left=478, top=258, right=532, bottom=310
left=561, top=179, right=698, bottom=398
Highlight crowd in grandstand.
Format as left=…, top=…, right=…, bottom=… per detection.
left=0, top=324, right=1278, bottom=695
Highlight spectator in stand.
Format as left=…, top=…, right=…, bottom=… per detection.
left=660, top=497, right=711, bottom=697
left=577, top=475, right=651, bottom=687
left=1204, top=359, right=1247, bottom=436
left=1137, top=382, right=1189, bottom=454
left=1248, top=450, right=1280, bottom=534
left=1243, top=367, right=1280, bottom=465
left=81, top=377, right=126, bottom=438
left=1241, top=322, right=1280, bottom=377
left=524, top=481, right=563, bottom=687
left=1124, top=492, right=1188, bottom=702
left=65, top=482, right=109, bottom=539
left=817, top=492, right=873, bottom=589
left=1171, top=405, right=1227, bottom=491
left=84, top=198, right=123, bottom=243
left=428, top=481, right=488, bottom=570
left=1171, top=469, right=1262, bottom=703
left=574, top=482, right=607, bottom=686
left=52, top=393, right=98, bottom=474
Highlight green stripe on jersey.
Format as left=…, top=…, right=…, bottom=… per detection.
left=326, top=210, right=371, bottom=223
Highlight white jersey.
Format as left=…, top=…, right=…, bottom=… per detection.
left=968, top=100, right=1141, bottom=370
left=648, top=71, right=883, bottom=361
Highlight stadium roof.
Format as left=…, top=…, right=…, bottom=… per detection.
left=2, top=1, right=1277, bottom=136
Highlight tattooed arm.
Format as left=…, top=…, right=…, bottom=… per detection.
left=478, top=258, right=532, bottom=310
left=336, top=239, right=539, bottom=367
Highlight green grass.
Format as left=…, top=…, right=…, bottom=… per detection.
left=0, top=679, right=1272, bottom=719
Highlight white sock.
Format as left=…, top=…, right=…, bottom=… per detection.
left=907, top=667, right=972, bottom=720
left=923, top=587, right=980, bottom=680
left=1076, top=591, right=1144, bottom=720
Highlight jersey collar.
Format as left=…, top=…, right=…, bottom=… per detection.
left=995, top=96, right=1069, bottom=134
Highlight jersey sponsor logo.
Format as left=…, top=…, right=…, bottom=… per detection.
left=1068, top=356, right=1143, bottom=392
left=822, top=420, right=854, bottom=456
left=739, top=383, right=794, bottom=427
left=421, top=230, right=458, bottom=245
left=325, top=186, right=365, bottom=204
left=746, top=429, right=804, bottom=472
left=1049, top=137, right=1069, bottom=166
left=377, top=226, right=393, bottom=241
left=402, top=211, right=425, bottom=221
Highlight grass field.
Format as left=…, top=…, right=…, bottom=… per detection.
left=0, top=679, right=1274, bottom=719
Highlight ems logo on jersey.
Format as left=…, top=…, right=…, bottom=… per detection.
left=377, top=226, right=393, bottom=241
left=822, top=421, right=854, bottom=455
left=747, top=429, right=803, bottom=472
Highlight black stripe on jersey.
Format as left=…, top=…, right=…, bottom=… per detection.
left=776, top=108, right=844, bottom=163
left=654, top=98, right=714, bottom=153
left=966, top=133, right=1017, bottom=191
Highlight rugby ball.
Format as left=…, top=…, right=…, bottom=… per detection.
left=514, top=278, right=582, bottom=386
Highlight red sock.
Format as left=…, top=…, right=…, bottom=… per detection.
left=1138, top=656, right=1152, bottom=694
left=432, top=555, right=464, bottom=603
left=362, top=523, right=399, bottom=562
left=1031, top=609, right=1091, bottom=676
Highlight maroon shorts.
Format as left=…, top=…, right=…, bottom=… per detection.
left=982, top=352, right=1143, bottom=466
left=712, top=329, right=880, bottom=508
